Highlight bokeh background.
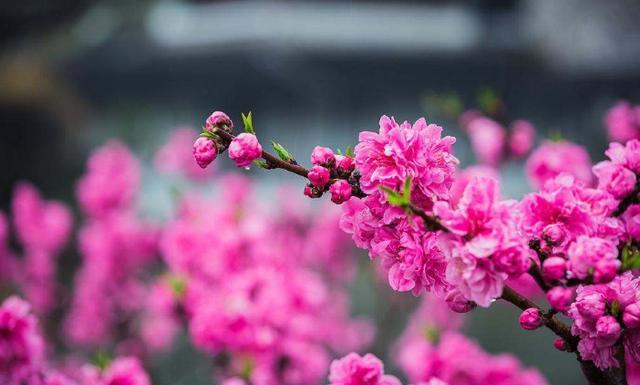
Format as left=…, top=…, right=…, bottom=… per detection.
left=2, top=1, right=640, bottom=384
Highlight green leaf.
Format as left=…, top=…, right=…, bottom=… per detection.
left=242, top=111, right=255, bottom=134
left=93, top=351, right=112, bottom=371
left=345, top=146, right=354, bottom=157
left=403, top=176, right=412, bottom=201
left=379, top=186, right=405, bottom=207
left=253, top=159, right=269, bottom=169
left=271, top=141, right=293, bottom=162
left=168, top=275, right=187, bottom=297
left=200, top=131, right=219, bottom=140
left=335, top=148, right=343, bottom=156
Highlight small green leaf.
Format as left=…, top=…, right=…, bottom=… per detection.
left=200, top=131, right=219, bottom=140
left=93, top=351, right=112, bottom=371
left=335, top=148, right=343, bottom=156
left=168, top=275, right=187, bottom=297
left=403, top=176, right=412, bottom=201
left=240, top=357, right=255, bottom=380
left=345, top=146, right=354, bottom=158
left=242, top=111, right=255, bottom=134
left=379, top=186, right=405, bottom=206
left=271, top=141, right=293, bottom=162
left=253, top=159, right=269, bottom=169
left=611, top=300, right=621, bottom=317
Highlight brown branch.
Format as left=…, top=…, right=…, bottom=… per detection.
left=407, top=204, right=449, bottom=232
left=213, top=128, right=310, bottom=178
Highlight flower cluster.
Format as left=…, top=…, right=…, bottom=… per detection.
left=0, top=296, right=151, bottom=385
left=161, top=176, right=372, bottom=385
left=392, top=295, right=548, bottom=385
left=6, top=182, right=72, bottom=314
left=65, top=142, right=158, bottom=349
left=460, top=111, right=536, bottom=166
left=304, top=146, right=356, bottom=203
left=568, top=273, right=640, bottom=369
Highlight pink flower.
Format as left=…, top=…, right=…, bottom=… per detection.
left=228, top=133, right=262, bottom=168
left=567, top=236, right=619, bottom=283
left=508, top=120, right=536, bottom=157
left=593, top=161, right=636, bottom=199
left=519, top=174, right=618, bottom=257
left=308, top=165, right=330, bottom=187
left=519, top=308, right=543, bottom=330
left=436, top=177, right=532, bottom=306
left=449, top=165, right=500, bottom=208
left=156, top=127, right=212, bottom=179
left=311, top=146, right=335, bottom=166
left=0, top=297, right=45, bottom=385
left=546, top=286, right=573, bottom=311
left=622, top=204, right=640, bottom=240
left=525, top=140, right=593, bottom=189
left=605, top=140, right=640, bottom=173
left=595, top=316, right=621, bottom=344
left=605, top=101, right=640, bottom=143
left=204, top=111, right=233, bottom=132
left=328, top=353, right=401, bottom=385
left=76, top=141, right=140, bottom=217
left=355, top=116, right=458, bottom=207
left=466, top=116, right=506, bottom=166
left=330, top=180, right=352, bottom=204
left=192, top=137, right=218, bottom=169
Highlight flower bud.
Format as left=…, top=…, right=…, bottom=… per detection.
left=593, top=259, right=619, bottom=284
left=310, top=146, right=335, bottom=166
left=205, top=111, right=233, bottom=132
left=553, top=338, right=567, bottom=351
left=542, top=257, right=566, bottom=281
left=329, top=180, right=352, bottom=204
left=228, top=133, right=262, bottom=168
left=192, top=137, right=218, bottom=169
left=595, top=315, right=621, bottom=343
left=304, top=184, right=322, bottom=199
left=546, top=286, right=573, bottom=312
left=519, top=308, right=543, bottom=330
left=308, top=165, right=330, bottom=187
left=623, top=303, right=640, bottom=328
left=445, top=289, right=476, bottom=313
left=542, top=224, right=567, bottom=246
left=335, top=155, right=354, bottom=173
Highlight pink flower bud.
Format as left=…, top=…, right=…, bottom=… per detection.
left=335, top=155, right=355, bottom=173
left=445, top=289, right=476, bottom=313
left=542, top=224, right=567, bottom=246
left=546, top=286, right=573, bottom=311
left=228, top=133, right=262, bottom=168
left=542, top=257, right=566, bottom=281
left=304, top=185, right=313, bottom=197
left=595, top=315, right=621, bottom=343
left=192, top=137, right=218, bottom=169
left=311, top=146, right=335, bottom=166
left=329, top=180, right=352, bottom=204
left=308, top=165, right=330, bottom=187
left=593, top=259, right=619, bottom=284
left=553, top=338, right=567, bottom=351
left=623, top=303, right=640, bottom=328
left=519, top=308, right=543, bottom=330
left=204, top=111, right=233, bottom=132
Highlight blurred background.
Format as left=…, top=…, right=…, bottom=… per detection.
left=2, top=1, right=640, bottom=384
